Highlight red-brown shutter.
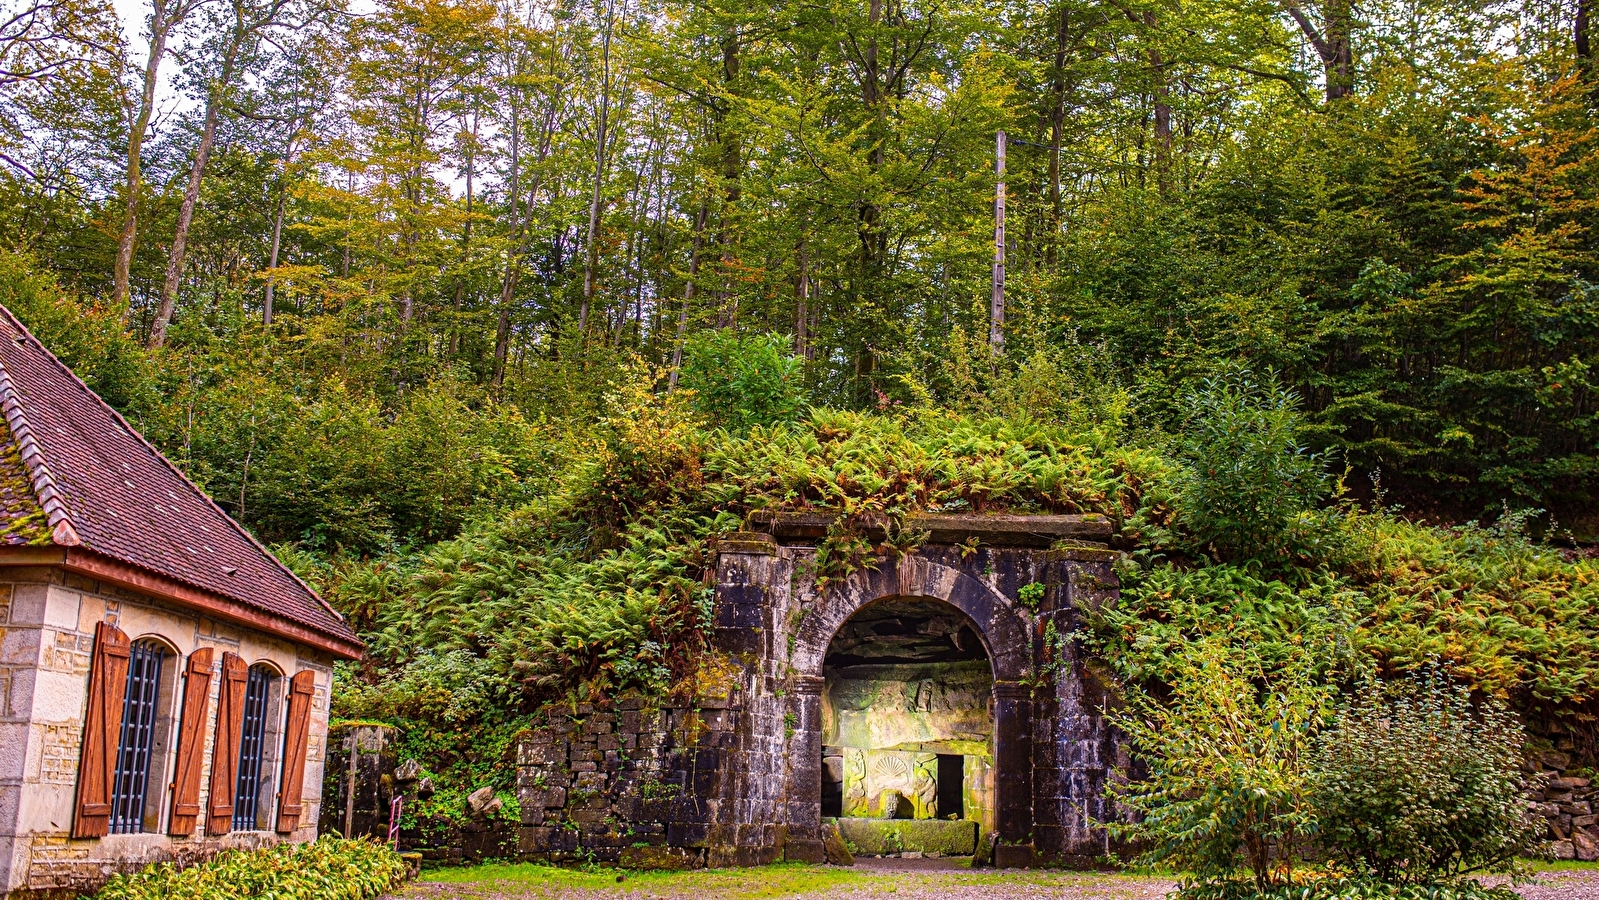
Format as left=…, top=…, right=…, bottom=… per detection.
left=73, top=621, right=131, bottom=838
left=167, top=647, right=215, bottom=836
left=205, top=652, right=248, bottom=836
left=275, top=670, right=317, bottom=834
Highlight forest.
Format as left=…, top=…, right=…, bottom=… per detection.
left=2, top=0, right=1598, bottom=528
left=3, top=0, right=1599, bottom=889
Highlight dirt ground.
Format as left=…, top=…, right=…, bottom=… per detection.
left=402, top=858, right=1599, bottom=900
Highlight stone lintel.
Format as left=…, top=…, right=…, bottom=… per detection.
left=748, top=511, right=1111, bottom=547
left=717, top=533, right=777, bottom=555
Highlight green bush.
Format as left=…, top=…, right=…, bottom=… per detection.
left=1174, top=876, right=1519, bottom=900
left=1173, top=369, right=1331, bottom=568
left=91, top=836, right=406, bottom=900
left=1105, top=640, right=1331, bottom=890
left=678, top=330, right=805, bottom=429
left=1309, top=675, right=1544, bottom=884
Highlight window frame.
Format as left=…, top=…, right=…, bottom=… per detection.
left=108, top=639, right=169, bottom=834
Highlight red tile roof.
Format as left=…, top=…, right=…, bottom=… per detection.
left=0, top=305, right=360, bottom=656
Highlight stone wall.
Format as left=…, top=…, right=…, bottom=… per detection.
left=1527, top=727, right=1599, bottom=862
left=0, top=567, right=336, bottom=898
left=512, top=696, right=753, bottom=869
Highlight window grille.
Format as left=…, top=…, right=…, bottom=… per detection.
left=232, top=667, right=274, bottom=831
left=109, top=640, right=166, bottom=834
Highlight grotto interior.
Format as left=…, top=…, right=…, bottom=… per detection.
left=820, top=597, right=994, bottom=855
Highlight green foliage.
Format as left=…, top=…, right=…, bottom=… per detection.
left=1174, top=876, right=1520, bottom=900
left=1104, top=640, right=1332, bottom=890
left=1171, top=370, right=1332, bottom=568
left=679, top=332, right=806, bottom=430
left=1309, top=675, right=1545, bottom=884
left=1338, top=509, right=1599, bottom=708
left=90, top=837, right=407, bottom=900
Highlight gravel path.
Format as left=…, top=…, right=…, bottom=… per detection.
left=403, top=861, right=1599, bottom=900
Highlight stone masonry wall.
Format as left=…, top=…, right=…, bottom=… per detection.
left=1527, top=729, right=1599, bottom=862
left=514, top=696, right=746, bottom=869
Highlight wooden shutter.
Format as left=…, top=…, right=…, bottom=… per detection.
left=275, top=670, right=317, bottom=834
left=205, top=652, right=248, bottom=836
left=73, top=621, right=131, bottom=838
left=167, top=647, right=214, bottom=836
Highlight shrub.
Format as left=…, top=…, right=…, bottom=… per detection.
left=1106, top=640, right=1332, bottom=890
left=1308, top=675, right=1544, bottom=884
left=1174, top=875, right=1519, bottom=900
left=1173, top=369, right=1331, bottom=567
left=91, top=836, right=406, bottom=900
left=678, top=330, right=805, bottom=429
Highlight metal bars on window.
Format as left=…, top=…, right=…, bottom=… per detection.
left=109, top=641, right=165, bottom=834
left=232, top=667, right=273, bottom=831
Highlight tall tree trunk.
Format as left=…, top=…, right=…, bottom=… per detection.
left=147, top=97, right=221, bottom=348
left=1286, top=0, right=1354, bottom=102
left=1578, top=0, right=1594, bottom=98
left=493, top=78, right=560, bottom=391
left=713, top=27, right=741, bottom=328
left=263, top=170, right=286, bottom=326
left=1047, top=4, right=1069, bottom=266
left=112, top=0, right=179, bottom=316
left=668, top=200, right=708, bottom=389
left=794, top=230, right=809, bottom=359
left=1144, top=11, right=1172, bottom=194
left=580, top=0, right=617, bottom=335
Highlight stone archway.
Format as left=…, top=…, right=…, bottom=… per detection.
left=710, top=518, right=1120, bottom=869
left=785, top=558, right=1036, bottom=860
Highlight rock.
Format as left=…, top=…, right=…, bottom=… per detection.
left=416, top=777, right=435, bottom=798
left=1553, top=840, right=1577, bottom=860
left=467, top=786, right=499, bottom=816
left=396, top=759, right=422, bottom=782
left=1542, top=751, right=1572, bottom=770
left=1578, top=832, right=1599, bottom=863
left=620, top=846, right=698, bottom=870
left=1552, top=777, right=1592, bottom=791
left=822, top=822, right=855, bottom=866
left=902, top=851, right=923, bottom=859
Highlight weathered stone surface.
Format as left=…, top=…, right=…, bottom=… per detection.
left=831, top=818, right=977, bottom=856
left=620, top=846, right=700, bottom=870
left=821, top=823, right=855, bottom=866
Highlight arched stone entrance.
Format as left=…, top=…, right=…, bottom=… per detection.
left=784, top=558, right=1036, bottom=860
left=710, top=514, right=1125, bottom=868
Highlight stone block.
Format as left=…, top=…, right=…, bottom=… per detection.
left=668, top=823, right=710, bottom=848
left=1552, top=840, right=1577, bottom=860
left=620, top=846, right=699, bottom=870
left=994, top=842, right=1036, bottom=869
left=831, top=818, right=977, bottom=856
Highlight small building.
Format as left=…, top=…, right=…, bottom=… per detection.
left=0, top=307, right=363, bottom=898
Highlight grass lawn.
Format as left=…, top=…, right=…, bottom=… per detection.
left=403, top=860, right=1177, bottom=900
left=400, top=860, right=1599, bottom=900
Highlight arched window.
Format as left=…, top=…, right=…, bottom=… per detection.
left=109, top=639, right=176, bottom=834
left=232, top=664, right=284, bottom=831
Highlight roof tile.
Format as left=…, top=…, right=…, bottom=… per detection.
left=0, top=305, right=359, bottom=650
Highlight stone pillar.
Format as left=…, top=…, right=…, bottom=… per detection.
left=992, top=680, right=1034, bottom=867
left=782, top=675, right=826, bottom=862
left=713, top=533, right=779, bottom=654
left=319, top=723, right=399, bottom=841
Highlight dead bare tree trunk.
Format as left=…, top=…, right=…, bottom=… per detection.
left=668, top=200, right=708, bottom=390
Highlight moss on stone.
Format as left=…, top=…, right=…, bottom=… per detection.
left=0, top=418, right=49, bottom=546
left=828, top=818, right=977, bottom=856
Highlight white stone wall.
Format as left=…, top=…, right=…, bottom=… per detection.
left=0, top=566, right=337, bottom=896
